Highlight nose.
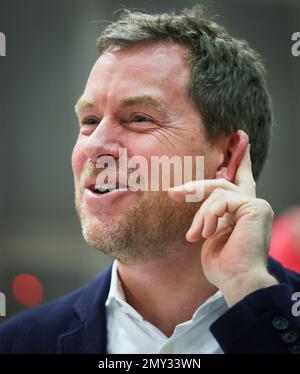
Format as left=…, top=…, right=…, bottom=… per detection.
left=82, top=120, right=121, bottom=164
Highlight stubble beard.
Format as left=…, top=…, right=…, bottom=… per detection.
left=75, top=187, right=198, bottom=265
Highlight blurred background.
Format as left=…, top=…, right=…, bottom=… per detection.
left=0, top=0, right=299, bottom=322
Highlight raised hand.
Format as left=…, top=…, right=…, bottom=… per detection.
left=168, top=144, right=278, bottom=307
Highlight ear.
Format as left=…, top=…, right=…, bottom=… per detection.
left=215, top=130, right=249, bottom=181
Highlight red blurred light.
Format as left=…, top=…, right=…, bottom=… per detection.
left=12, top=274, right=43, bottom=307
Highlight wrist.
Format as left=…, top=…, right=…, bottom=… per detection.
left=220, top=270, right=278, bottom=307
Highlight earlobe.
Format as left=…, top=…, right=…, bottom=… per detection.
left=215, top=130, right=249, bottom=182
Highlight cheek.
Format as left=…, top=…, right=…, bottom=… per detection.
left=71, top=138, right=87, bottom=183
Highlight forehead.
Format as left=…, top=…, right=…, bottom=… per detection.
left=84, top=43, right=191, bottom=105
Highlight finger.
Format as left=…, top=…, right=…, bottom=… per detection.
left=168, top=178, right=239, bottom=203
left=216, top=213, right=235, bottom=232
left=234, top=144, right=256, bottom=197
left=201, top=224, right=234, bottom=265
left=186, top=189, right=221, bottom=241
left=202, top=199, right=232, bottom=239
left=186, top=198, right=215, bottom=242
left=168, top=180, right=205, bottom=203
left=202, top=193, right=249, bottom=238
left=186, top=190, right=248, bottom=241
left=187, top=195, right=225, bottom=241
left=202, top=208, right=219, bottom=239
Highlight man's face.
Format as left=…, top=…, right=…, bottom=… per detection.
left=72, top=43, right=214, bottom=264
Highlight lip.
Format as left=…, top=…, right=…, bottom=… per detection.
left=83, top=176, right=139, bottom=212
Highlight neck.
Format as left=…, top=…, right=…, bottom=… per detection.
left=117, top=242, right=217, bottom=337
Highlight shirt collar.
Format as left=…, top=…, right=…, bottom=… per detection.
left=105, top=260, right=225, bottom=323
left=105, top=260, right=126, bottom=306
left=105, top=260, right=146, bottom=321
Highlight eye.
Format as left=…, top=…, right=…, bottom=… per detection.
left=130, top=114, right=153, bottom=123
left=82, top=116, right=99, bottom=126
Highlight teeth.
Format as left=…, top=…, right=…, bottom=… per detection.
left=94, top=183, right=117, bottom=193
left=92, top=182, right=128, bottom=193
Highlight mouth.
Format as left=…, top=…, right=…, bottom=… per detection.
left=82, top=176, right=138, bottom=212
left=92, top=183, right=126, bottom=195
left=84, top=176, right=129, bottom=195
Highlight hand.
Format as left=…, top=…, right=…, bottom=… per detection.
left=168, top=144, right=278, bottom=307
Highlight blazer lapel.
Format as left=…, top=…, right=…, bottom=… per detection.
left=57, top=265, right=112, bottom=354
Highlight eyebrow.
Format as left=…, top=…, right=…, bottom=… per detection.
left=75, top=95, right=169, bottom=118
left=120, top=95, right=168, bottom=118
left=74, top=98, right=94, bottom=116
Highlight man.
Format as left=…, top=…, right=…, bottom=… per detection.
left=1, top=5, right=300, bottom=354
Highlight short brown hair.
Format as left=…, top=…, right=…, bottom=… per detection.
left=97, top=5, right=273, bottom=180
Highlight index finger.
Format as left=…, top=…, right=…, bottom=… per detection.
left=234, top=144, right=256, bottom=197
left=168, top=178, right=239, bottom=203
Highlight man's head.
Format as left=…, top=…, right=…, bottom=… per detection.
left=72, top=6, right=272, bottom=264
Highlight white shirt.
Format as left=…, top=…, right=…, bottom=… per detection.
left=105, top=260, right=228, bottom=354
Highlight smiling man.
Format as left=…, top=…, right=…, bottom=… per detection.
left=1, top=6, right=300, bottom=354
left=73, top=40, right=209, bottom=266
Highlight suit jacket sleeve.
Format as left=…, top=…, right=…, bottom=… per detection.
left=210, top=281, right=300, bottom=353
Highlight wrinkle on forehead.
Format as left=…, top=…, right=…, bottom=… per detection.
left=82, top=42, right=194, bottom=118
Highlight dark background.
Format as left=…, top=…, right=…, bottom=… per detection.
left=0, top=0, right=299, bottom=322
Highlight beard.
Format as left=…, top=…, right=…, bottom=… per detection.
left=75, top=185, right=199, bottom=265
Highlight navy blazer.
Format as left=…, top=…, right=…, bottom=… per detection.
left=0, top=257, right=300, bottom=354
